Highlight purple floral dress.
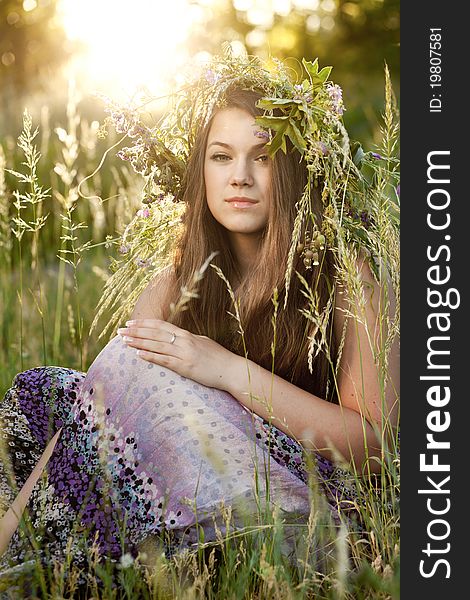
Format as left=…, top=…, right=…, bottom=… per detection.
left=0, top=336, right=360, bottom=583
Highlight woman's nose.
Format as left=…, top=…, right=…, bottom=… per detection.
left=229, top=159, right=253, bottom=187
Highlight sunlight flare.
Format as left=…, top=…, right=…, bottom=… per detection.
left=59, top=0, right=202, bottom=97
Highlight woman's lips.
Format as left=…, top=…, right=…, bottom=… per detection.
left=225, top=197, right=258, bottom=208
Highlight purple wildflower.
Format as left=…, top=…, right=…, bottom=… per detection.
left=346, top=207, right=359, bottom=220
left=313, top=141, right=329, bottom=156
left=128, top=124, right=147, bottom=139
left=204, top=69, right=221, bottom=84
left=117, top=148, right=131, bottom=161
left=110, top=110, right=136, bottom=134
left=293, top=84, right=304, bottom=101
left=254, top=130, right=270, bottom=140
left=135, top=258, right=151, bottom=268
left=326, top=83, right=345, bottom=116
left=396, top=183, right=400, bottom=198
left=119, top=244, right=130, bottom=255
left=112, top=114, right=127, bottom=134
left=370, top=152, right=384, bottom=160
left=137, top=207, right=151, bottom=218
left=142, top=192, right=166, bottom=205
left=360, top=210, right=374, bottom=229
left=346, top=206, right=373, bottom=229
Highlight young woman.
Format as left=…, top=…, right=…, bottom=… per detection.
left=0, top=63, right=399, bottom=580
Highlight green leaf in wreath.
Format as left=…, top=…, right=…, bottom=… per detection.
left=256, top=98, right=297, bottom=110
left=302, top=58, right=319, bottom=80
left=302, top=59, right=332, bottom=88
left=266, top=119, right=290, bottom=155
left=286, top=121, right=307, bottom=153
left=318, top=66, right=332, bottom=83
left=267, top=132, right=286, bottom=155
left=255, top=115, right=290, bottom=132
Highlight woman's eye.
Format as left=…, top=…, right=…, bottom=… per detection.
left=256, top=155, right=269, bottom=163
left=211, top=154, right=230, bottom=161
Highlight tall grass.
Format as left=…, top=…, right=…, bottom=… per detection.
left=0, top=88, right=142, bottom=386
left=0, top=83, right=399, bottom=599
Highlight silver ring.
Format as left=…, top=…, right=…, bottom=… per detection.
left=169, top=332, right=176, bottom=345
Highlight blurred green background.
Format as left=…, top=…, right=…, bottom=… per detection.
left=0, top=0, right=399, bottom=379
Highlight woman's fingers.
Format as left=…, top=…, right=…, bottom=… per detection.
left=125, top=318, right=182, bottom=333
left=118, top=319, right=198, bottom=374
left=118, top=323, right=180, bottom=345
left=123, top=337, right=181, bottom=357
left=118, top=326, right=172, bottom=342
left=136, top=350, right=179, bottom=369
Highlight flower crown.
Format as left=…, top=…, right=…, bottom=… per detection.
left=110, top=50, right=351, bottom=203
left=93, top=45, right=399, bottom=339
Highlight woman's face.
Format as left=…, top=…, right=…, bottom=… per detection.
left=204, top=107, right=272, bottom=241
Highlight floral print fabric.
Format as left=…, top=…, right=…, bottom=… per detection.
left=0, top=336, right=360, bottom=581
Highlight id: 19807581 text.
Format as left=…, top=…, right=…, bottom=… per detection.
left=429, top=28, right=442, bottom=113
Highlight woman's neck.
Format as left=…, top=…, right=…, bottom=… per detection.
left=228, top=232, right=262, bottom=282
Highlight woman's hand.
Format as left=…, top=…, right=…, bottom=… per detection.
left=117, top=319, right=239, bottom=391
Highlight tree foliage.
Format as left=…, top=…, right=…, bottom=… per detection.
left=189, top=0, right=399, bottom=140
left=0, top=0, right=71, bottom=101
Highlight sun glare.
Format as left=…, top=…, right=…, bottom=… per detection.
left=59, top=0, right=203, bottom=99
left=57, top=0, right=314, bottom=99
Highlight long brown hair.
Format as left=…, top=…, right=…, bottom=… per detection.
left=166, top=86, right=338, bottom=402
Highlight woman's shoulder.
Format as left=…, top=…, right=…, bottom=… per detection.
left=130, top=265, right=176, bottom=321
left=333, top=248, right=384, bottom=309
left=332, top=247, right=394, bottom=340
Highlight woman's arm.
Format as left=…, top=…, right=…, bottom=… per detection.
left=224, top=255, right=399, bottom=473
left=129, top=265, right=174, bottom=321
left=120, top=257, right=399, bottom=473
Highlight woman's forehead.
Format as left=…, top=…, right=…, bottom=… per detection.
left=207, top=107, right=265, bottom=144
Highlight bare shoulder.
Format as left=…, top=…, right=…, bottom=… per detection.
left=332, top=248, right=399, bottom=426
left=130, top=265, right=176, bottom=321
left=333, top=249, right=391, bottom=335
